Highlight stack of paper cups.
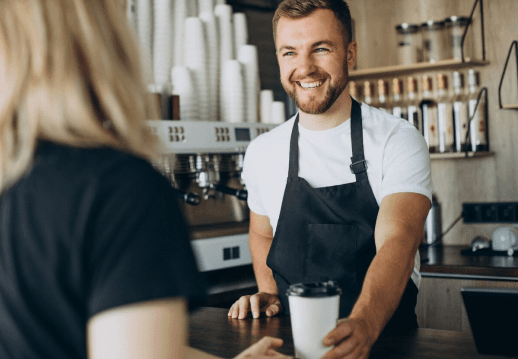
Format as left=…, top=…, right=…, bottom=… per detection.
left=220, top=60, right=245, bottom=123
left=260, top=90, right=274, bottom=124
left=215, top=4, right=235, bottom=64
left=233, top=13, right=249, bottom=53
left=271, top=101, right=286, bottom=124
left=153, top=0, right=173, bottom=89
left=136, top=0, right=153, bottom=84
left=183, top=17, right=210, bottom=122
left=173, top=0, right=189, bottom=67
left=171, top=66, right=199, bottom=121
left=126, top=0, right=137, bottom=34
left=238, top=45, right=260, bottom=123
left=200, top=12, right=220, bottom=122
left=198, top=0, right=214, bottom=15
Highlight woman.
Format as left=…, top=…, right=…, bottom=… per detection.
left=0, top=0, right=290, bottom=358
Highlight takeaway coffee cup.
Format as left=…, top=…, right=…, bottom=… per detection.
left=287, top=281, right=342, bottom=359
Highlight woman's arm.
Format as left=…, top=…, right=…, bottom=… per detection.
left=87, top=297, right=291, bottom=359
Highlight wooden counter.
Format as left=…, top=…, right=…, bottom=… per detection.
left=189, top=307, right=508, bottom=358
left=420, top=245, right=518, bottom=279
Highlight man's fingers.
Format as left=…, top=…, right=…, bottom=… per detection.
left=322, top=338, right=359, bottom=359
left=324, top=319, right=353, bottom=346
left=265, top=303, right=280, bottom=317
left=237, top=295, right=251, bottom=319
left=249, top=294, right=263, bottom=319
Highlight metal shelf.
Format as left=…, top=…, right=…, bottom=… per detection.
left=430, top=151, right=494, bottom=160
left=349, top=59, right=489, bottom=81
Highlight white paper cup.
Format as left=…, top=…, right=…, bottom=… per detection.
left=287, top=281, right=341, bottom=359
left=233, top=13, right=249, bottom=53
left=215, top=4, right=234, bottom=63
left=271, top=101, right=286, bottom=124
left=260, top=90, right=274, bottom=124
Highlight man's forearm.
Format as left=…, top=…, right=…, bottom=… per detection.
left=249, top=229, right=278, bottom=294
left=349, top=235, right=418, bottom=338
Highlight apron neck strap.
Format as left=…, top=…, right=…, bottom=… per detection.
left=288, top=97, right=366, bottom=180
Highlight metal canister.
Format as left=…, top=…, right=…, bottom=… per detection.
left=424, top=194, right=442, bottom=245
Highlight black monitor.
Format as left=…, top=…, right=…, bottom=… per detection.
left=461, top=287, right=518, bottom=357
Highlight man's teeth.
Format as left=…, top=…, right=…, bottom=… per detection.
left=299, top=80, right=324, bottom=89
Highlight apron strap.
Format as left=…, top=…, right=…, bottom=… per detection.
left=349, top=98, right=368, bottom=181
left=288, top=113, right=300, bottom=180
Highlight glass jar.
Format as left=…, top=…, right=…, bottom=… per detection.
left=421, top=20, right=447, bottom=62
left=445, top=16, right=472, bottom=61
left=396, top=23, right=421, bottom=65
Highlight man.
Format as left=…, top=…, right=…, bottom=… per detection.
left=228, top=0, right=432, bottom=358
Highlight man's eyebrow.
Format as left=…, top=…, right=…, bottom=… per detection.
left=312, top=40, right=337, bottom=48
left=277, top=45, right=296, bottom=52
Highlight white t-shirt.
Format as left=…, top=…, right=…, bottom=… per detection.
left=242, top=103, right=433, bottom=288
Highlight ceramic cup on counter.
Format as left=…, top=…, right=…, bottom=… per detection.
left=287, top=281, right=342, bottom=359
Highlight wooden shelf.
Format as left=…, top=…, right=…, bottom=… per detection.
left=500, top=104, right=518, bottom=110
left=430, top=151, right=494, bottom=160
left=349, top=59, right=490, bottom=80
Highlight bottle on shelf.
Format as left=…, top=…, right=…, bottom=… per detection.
left=391, top=78, right=407, bottom=120
left=420, top=75, right=439, bottom=153
left=436, top=73, right=455, bottom=153
left=452, top=71, right=469, bottom=152
left=377, top=80, right=390, bottom=112
left=363, top=80, right=377, bottom=107
left=467, top=69, right=488, bottom=152
left=406, top=76, right=422, bottom=131
left=349, top=81, right=363, bottom=103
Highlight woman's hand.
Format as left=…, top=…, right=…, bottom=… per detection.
left=234, top=337, right=292, bottom=359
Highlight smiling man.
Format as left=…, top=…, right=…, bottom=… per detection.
left=228, top=1, right=433, bottom=358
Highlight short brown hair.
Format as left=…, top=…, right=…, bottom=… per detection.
left=273, top=0, right=353, bottom=44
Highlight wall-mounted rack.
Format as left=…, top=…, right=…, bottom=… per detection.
left=349, top=0, right=487, bottom=80
left=497, top=40, right=518, bottom=110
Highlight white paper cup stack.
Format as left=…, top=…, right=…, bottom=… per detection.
left=152, top=0, right=173, bottom=89
left=183, top=17, right=210, bottom=122
left=220, top=60, right=245, bottom=123
left=173, top=0, right=189, bottom=67
left=271, top=101, right=286, bottom=124
left=126, top=0, right=137, bottom=33
left=233, top=13, right=249, bottom=54
left=260, top=90, right=274, bottom=124
left=198, top=0, right=214, bottom=15
left=200, top=12, right=220, bottom=121
left=171, top=66, right=199, bottom=121
left=215, top=4, right=235, bottom=64
left=238, top=45, right=260, bottom=123
left=136, top=0, right=153, bottom=84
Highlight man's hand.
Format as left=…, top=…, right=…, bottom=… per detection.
left=234, top=337, right=292, bottom=359
left=228, top=292, right=284, bottom=319
left=321, top=317, right=376, bottom=359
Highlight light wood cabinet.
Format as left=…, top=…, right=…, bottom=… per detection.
left=416, top=275, right=518, bottom=334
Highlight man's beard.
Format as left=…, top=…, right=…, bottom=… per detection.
left=282, top=65, right=349, bottom=115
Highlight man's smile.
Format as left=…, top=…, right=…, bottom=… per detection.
left=296, top=79, right=326, bottom=90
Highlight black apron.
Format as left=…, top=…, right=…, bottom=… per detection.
left=266, top=98, right=418, bottom=330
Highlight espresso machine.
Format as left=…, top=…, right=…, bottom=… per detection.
left=147, top=120, right=277, bottom=276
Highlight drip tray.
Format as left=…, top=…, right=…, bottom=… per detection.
left=460, top=248, right=518, bottom=257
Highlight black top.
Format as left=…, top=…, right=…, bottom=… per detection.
left=0, top=142, right=206, bottom=359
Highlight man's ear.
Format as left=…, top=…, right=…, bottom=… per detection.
left=347, top=41, right=358, bottom=69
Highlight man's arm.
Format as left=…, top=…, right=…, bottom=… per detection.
left=228, top=210, right=284, bottom=319
left=323, top=192, right=430, bottom=359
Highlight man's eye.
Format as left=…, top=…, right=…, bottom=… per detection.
left=316, top=48, right=329, bottom=53
left=283, top=52, right=294, bottom=57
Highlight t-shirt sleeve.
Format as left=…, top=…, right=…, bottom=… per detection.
left=381, top=124, right=433, bottom=203
left=242, top=141, right=268, bottom=215
left=86, top=159, right=206, bottom=318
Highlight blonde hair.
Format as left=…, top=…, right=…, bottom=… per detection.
left=0, top=0, right=160, bottom=192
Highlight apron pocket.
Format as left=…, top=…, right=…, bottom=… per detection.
left=305, top=223, right=357, bottom=285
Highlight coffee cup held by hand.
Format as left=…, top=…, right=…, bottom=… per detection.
left=287, top=281, right=342, bottom=359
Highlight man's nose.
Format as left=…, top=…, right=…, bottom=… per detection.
left=294, top=53, right=317, bottom=79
